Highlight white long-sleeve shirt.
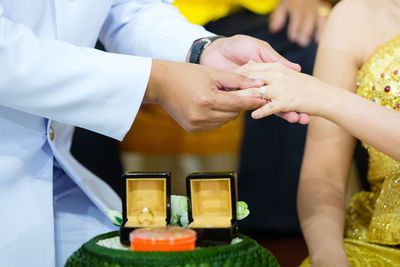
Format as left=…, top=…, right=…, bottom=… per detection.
left=0, top=0, right=212, bottom=266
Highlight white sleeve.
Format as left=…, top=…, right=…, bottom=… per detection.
left=99, top=0, right=215, bottom=62
left=0, top=8, right=151, bottom=141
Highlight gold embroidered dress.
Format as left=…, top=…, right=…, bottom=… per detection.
left=302, top=35, right=400, bottom=266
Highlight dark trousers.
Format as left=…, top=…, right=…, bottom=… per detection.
left=205, top=10, right=318, bottom=234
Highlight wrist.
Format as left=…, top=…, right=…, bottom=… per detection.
left=144, top=59, right=166, bottom=105
left=319, top=85, right=351, bottom=120
left=298, top=77, right=336, bottom=117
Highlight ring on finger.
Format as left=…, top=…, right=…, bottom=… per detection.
left=258, top=86, right=267, bottom=100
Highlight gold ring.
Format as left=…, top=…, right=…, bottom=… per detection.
left=258, top=86, right=267, bottom=100
left=317, top=6, right=331, bottom=17
left=137, top=207, right=154, bottom=226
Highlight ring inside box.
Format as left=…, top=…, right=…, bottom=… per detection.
left=125, top=178, right=167, bottom=227
left=189, top=178, right=232, bottom=228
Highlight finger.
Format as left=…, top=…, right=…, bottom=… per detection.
left=237, top=71, right=278, bottom=91
left=231, top=87, right=261, bottom=98
left=296, top=15, right=315, bottom=47
left=213, top=90, right=266, bottom=112
left=251, top=101, right=285, bottom=119
left=256, top=42, right=301, bottom=72
left=216, top=71, right=264, bottom=90
left=276, top=111, right=300, bottom=123
left=235, top=62, right=276, bottom=74
left=189, top=121, right=233, bottom=133
left=185, top=110, right=240, bottom=132
left=207, top=110, right=240, bottom=123
left=234, top=61, right=258, bottom=75
left=269, top=5, right=288, bottom=33
left=298, top=112, right=311, bottom=125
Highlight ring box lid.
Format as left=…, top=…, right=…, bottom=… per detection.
left=121, top=172, right=171, bottom=228
left=186, top=172, right=237, bottom=229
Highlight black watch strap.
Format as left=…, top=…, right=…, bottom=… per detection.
left=189, top=36, right=224, bottom=64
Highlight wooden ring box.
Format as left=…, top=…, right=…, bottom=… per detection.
left=119, top=172, right=171, bottom=245
left=186, top=172, right=238, bottom=246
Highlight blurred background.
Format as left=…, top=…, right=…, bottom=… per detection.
left=71, top=0, right=368, bottom=266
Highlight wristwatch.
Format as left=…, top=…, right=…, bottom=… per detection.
left=188, top=36, right=224, bottom=64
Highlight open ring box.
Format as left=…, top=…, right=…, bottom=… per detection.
left=120, top=172, right=171, bottom=245
left=186, top=172, right=238, bottom=246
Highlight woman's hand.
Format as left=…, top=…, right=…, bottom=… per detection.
left=234, top=62, right=334, bottom=121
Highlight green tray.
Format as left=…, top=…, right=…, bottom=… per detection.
left=66, top=231, right=279, bottom=267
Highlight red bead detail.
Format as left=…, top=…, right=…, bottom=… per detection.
left=394, top=70, right=399, bottom=75
left=384, top=86, right=391, bottom=92
left=381, top=73, right=385, bottom=78
left=372, top=86, right=376, bottom=91
left=397, top=104, right=400, bottom=109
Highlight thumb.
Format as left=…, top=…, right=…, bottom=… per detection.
left=216, top=71, right=264, bottom=90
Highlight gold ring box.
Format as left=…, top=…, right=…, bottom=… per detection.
left=186, top=172, right=238, bottom=245
left=119, top=171, right=237, bottom=246
left=119, top=172, right=171, bottom=245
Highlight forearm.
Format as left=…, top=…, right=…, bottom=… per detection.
left=298, top=175, right=347, bottom=263
left=0, top=15, right=150, bottom=140
left=320, top=85, right=400, bottom=161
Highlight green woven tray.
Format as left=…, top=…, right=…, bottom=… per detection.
left=66, top=231, right=279, bottom=267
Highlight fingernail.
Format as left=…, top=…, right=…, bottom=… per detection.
left=252, top=111, right=260, bottom=119
left=254, top=80, right=264, bottom=85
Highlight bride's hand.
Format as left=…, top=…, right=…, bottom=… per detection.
left=234, top=62, right=331, bottom=120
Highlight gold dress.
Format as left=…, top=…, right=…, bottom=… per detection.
left=301, top=35, right=400, bottom=266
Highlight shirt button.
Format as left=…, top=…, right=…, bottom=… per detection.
left=49, top=127, right=55, bottom=141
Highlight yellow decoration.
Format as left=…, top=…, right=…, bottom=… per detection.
left=173, top=0, right=279, bottom=26
left=301, top=34, right=400, bottom=266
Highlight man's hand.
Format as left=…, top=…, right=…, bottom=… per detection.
left=199, top=34, right=301, bottom=72
left=143, top=59, right=266, bottom=132
left=269, top=0, right=331, bottom=47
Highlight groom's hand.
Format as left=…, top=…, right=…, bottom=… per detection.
left=199, top=35, right=301, bottom=72
left=144, top=59, right=266, bottom=132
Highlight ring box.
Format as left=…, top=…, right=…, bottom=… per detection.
left=120, top=172, right=171, bottom=245
left=186, top=172, right=238, bottom=245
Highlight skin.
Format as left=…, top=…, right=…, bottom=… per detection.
left=269, top=0, right=332, bottom=47
left=143, top=0, right=335, bottom=132
left=143, top=59, right=266, bottom=133
left=200, top=34, right=309, bottom=124
left=235, top=0, right=400, bottom=266
left=144, top=34, right=307, bottom=133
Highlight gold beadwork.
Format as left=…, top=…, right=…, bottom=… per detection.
left=350, top=34, right=400, bottom=245
left=300, top=35, right=400, bottom=267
